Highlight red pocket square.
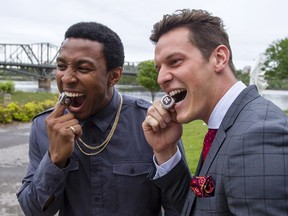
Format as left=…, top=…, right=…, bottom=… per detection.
left=190, top=176, right=215, bottom=197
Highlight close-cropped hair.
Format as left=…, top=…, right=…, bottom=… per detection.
left=151, top=9, right=236, bottom=74
left=64, top=22, right=125, bottom=71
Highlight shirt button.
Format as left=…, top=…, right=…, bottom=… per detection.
left=130, top=168, right=135, bottom=174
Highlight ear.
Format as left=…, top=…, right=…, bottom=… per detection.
left=109, top=66, right=122, bottom=87
left=213, top=45, right=230, bottom=73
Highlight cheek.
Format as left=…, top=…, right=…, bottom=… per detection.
left=55, top=72, right=63, bottom=90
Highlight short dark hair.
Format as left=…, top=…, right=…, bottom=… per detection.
left=64, top=22, right=125, bottom=71
left=150, top=9, right=236, bottom=75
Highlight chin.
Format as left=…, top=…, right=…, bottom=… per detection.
left=70, top=112, right=87, bottom=120
left=176, top=115, right=186, bottom=124
left=176, top=111, right=194, bottom=124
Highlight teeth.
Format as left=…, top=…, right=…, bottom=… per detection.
left=169, top=89, right=185, bottom=97
left=64, top=92, right=84, bottom=97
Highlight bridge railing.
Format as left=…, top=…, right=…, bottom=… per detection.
left=0, top=43, right=59, bottom=65
left=0, top=43, right=139, bottom=79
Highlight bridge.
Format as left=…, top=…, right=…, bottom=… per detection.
left=0, top=43, right=138, bottom=89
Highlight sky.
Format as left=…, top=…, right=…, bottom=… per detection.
left=0, top=0, right=287, bottom=70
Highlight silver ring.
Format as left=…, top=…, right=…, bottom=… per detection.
left=69, top=126, right=76, bottom=134
left=161, top=95, right=175, bottom=110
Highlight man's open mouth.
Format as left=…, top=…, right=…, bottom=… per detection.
left=169, top=89, right=187, bottom=103
left=64, top=92, right=86, bottom=108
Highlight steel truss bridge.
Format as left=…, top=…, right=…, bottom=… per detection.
left=0, top=43, right=138, bottom=88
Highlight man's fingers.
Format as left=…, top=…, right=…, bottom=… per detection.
left=143, top=115, right=161, bottom=132
left=67, top=124, right=82, bottom=139
left=147, top=101, right=172, bottom=128
left=48, top=101, right=67, bottom=119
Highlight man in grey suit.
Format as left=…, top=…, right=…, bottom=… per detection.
left=142, top=9, right=288, bottom=215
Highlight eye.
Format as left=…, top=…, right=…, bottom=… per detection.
left=78, top=66, right=92, bottom=73
left=170, top=58, right=183, bottom=67
left=56, top=63, right=66, bottom=71
left=76, top=61, right=94, bottom=73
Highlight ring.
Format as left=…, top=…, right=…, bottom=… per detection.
left=161, top=95, right=175, bottom=110
left=69, top=126, right=76, bottom=134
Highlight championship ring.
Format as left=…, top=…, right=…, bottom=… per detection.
left=58, top=92, right=71, bottom=105
left=161, top=95, right=175, bottom=110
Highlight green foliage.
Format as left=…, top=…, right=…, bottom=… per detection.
left=0, top=98, right=57, bottom=123
left=264, top=37, right=288, bottom=89
left=0, top=106, right=13, bottom=123
left=6, top=102, right=21, bottom=120
left=136, top=60, right=160, bottom=101
left=236, top=70, right=250, bottom=85
left=0, top=80, right=15, bottom=94
left=267, top=78, right=288, bottom=90
left=9, top=91, right=58, bottom=105
left=41, top=99, right=57, bottom=110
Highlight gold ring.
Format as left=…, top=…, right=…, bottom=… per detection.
left=69, top=126, right=76, bottom=134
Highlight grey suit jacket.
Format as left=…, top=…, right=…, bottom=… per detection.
left=152, top=85, right=288, bottom=216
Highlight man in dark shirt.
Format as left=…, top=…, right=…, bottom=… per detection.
left=17, top=22, right=183, bottom=216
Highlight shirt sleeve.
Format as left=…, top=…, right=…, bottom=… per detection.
left=153, top=147, right=181, bottom=179
left=17, top=151, right=69, bottom=215
left=16, top=118, right=69, bottom=216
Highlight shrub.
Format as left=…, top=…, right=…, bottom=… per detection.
left=0, top=98, right=57, bottom=123
left=0, top=80, right=15, bottom=94
left=6, top=102, right=21, bottom=120
left=0, top=106, right=13, bottom=123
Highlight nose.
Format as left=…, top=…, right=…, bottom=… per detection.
left=157, top=67, right=173, bottom=87
left=60, top=67, right=77, bottom=84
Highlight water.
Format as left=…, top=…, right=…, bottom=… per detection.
left=13, top=81, right=288, bottom=110
left=14, top=80, right=59, bottom=93
left=262, top=90, right=288, bottom=111
left=13, top=80, right=164, bottom=102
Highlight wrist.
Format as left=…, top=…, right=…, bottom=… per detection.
left=154, top=145, right=177, bottom=165
left=49, top=151, right=70, bottom=168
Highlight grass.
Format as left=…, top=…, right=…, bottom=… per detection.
left=0, top=91, right=58, bottom=105
left=182, top=120, right=207, bottom=174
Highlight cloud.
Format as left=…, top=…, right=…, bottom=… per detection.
left=0, top=0, right=287, bottom=69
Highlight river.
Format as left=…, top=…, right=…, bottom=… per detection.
left=13, top=80, right=164, bottom=103
left=13, top=80, right=288, bottom=110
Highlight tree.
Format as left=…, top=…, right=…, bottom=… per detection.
left=136, top=60, right=160, bottom=101
left=236, top=69, right=250, bottom=86
left=263, top=37, right=288, bottom=89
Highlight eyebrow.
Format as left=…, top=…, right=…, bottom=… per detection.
left=56, top=56, right=64, bottom=62
left=56, top=56, right=95, bottom=65
left=165, top=52, right=182, bottom=60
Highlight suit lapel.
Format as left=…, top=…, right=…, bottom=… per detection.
left=199, top=127, right=226, bottom=176
left=199, top=85, right=260, bottom=176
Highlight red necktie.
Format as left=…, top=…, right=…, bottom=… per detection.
left=202, top=129, right=218, bottom=161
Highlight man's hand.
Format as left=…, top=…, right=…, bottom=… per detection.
left=142, top=99, right=182, bottom=165
left=45, top=102, right=82, bottom=168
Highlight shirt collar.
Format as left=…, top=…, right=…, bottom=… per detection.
left=208, top=81, right=246, bottom=129
left=80, top=89, right=121, bottom=133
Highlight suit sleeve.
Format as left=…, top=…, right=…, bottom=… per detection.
left=158, top=139, right=192, bottom=215
left=149, top=156, right=191, bottom=213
